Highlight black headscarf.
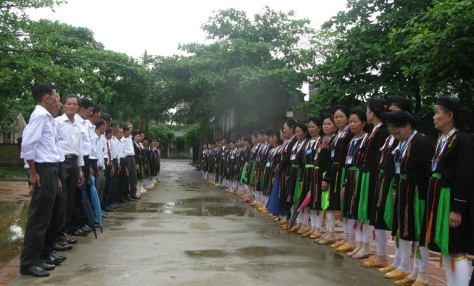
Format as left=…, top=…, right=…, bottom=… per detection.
left=436, top=96, right=469, bottom=129
left=383, top=110, right=419, bottom=129
left=387, top=97, right=412, bottom=113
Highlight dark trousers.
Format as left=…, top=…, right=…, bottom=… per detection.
left=118, top=158, right=128, bottom=199
left=71, top=156, right=89, bottom=231
left=20, top=163, right=58, bottom=269
left=58, top=158, right=79, bottom=237
left=107, top=159, right=118, bottom=205
left=126, top=156, right=137, bottom=196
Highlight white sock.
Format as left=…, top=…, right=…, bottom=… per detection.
left=418, top=245, right=429, bottom=273
left=375, top=229, right=387, bottom=256
left=296, top=212, right=303, bottom=224
left=363, top=223, right=372, bottom=243
left=326, top=211, right=335, bottom=232
left=443, top=256, right=456, bottom=286
left=356, top=226, right=363, bottom=243
left=398, top=239, right=412, bottom=274
left=454, top=257, right=470, bottom=286
left=342, top=218, right=349, bottom=236
left=315, top=210, right=324, bottom=228
left=392, top=243, right=401, bottom=268
left=348, top=219, right=356, bottom=239
left=310, top=210, right=317, bottom=228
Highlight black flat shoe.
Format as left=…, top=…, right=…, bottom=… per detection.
left=41, top=255, right=63, bottom=266
left=20, top=266, right=50, bottom=277
left=38, top=261, right=55, bottom=271
left=82, top=225, right=92, bottom=232
left=70, top=229, right=88, bottom=237
left=130, top=196, right=141, bottom=200
left=51, top=251, right=67, bottom=261
left=66, top=237, right=78, bottom=244
left=53, top=244, right=69, bottom=251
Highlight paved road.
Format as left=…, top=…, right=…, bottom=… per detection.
left=11, top=159, right=394, bottom=286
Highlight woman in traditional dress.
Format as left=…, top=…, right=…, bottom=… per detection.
left=351, top=99, right=389, bottom=260
left=363, top=97, right=411, bottom=270
left=262, top=130, right=282, bottom=219
left=316, top=114, right=338, bottom=245
left=321, top=105, right=355, bottom=250
left=383, top=111, right=433, bottom=284
left=275, top=119, right=297, bottom=228
left=418, top=97, right=473, bottom=286
left=299, top=117, right=331, bottom=239
left=340, top=109, right=368, bottom=255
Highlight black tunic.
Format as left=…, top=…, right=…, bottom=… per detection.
left=392, top=133, right=433, bottom=241
left=420, top=130, right=474, bottom=254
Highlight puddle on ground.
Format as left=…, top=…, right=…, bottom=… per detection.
left=0, top=201, right=29, bottom=266
left=185, top=249, right=227, bottom=258
left=117, top=197, right=255, bottom=217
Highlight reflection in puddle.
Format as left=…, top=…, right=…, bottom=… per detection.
left=117, top=197, right=255, bottom=217
left=0, top=201, right=29, bottom=265
left=185, top=249, right=227, bottom=258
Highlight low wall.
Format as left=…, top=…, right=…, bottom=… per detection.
left=0, top=144, right=22, bottom=166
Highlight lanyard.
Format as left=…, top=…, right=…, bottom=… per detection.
left=434, top=128, right=456, bottom=158
left=393, top=130, right=417, bottom=163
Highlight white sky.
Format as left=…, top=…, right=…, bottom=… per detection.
left=27, top=0, right=348, bottom=59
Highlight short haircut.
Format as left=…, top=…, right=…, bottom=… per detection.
left=62, top=94, right=79, bottom=104
left=92, top=104, right=101, bottom=115
left=95, top=119, right=106, bottom=129
left=105, top=127, right=113, bottom=135
left=122, top=125, right=130, bottom=132
left=110, top=121, right=119, bottom=127
left=32, top=83, right=56, bottom=103
left=79, top=98, right=94, bottom=109
left=101, top=114, right=112, bottom=123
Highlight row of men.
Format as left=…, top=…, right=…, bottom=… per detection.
left=19, top=83, right=161, bottom=277
left=201, top=96, right=474, bottom=286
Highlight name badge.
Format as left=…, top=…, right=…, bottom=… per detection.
left=290, top=154, right=296, bottom=160
left=345, top=156, right=353, bottom=165
left=432, top=158, right=439, bottom=171
left=305, top=149, right=312, bottom=155
left=266, top=162, right=271, bottom=167
left=395, top=162, right=401, bottom=174
left=331, top=149, right=335, bottom=158
left=231, top=156, right=235, bottom=160
left=379, top=154, right=384, bottom=165
left=314, top=152, right=319, bottom=161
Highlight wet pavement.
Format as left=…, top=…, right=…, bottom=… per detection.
left=0, top=159, right=464, bottom=285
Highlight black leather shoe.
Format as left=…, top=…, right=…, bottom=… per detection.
left=104, top=207, right=114, bottom=212
left=51, top=251, right=67, bottom=261
left=66, top=237, right=78, bottom=244
left=130, top=196, right=141, bottom=200
left=41, top=255, right=63, bottom=265
left=38, top=261, right=55, bottom=271
left=82, top=225, right=92, bottom=232
left=53, top=244, right=69, bottom=251
left=124, top=196, right=133, bottom=201
left=20, top=266, right=50, bottom=277
left=70, top=229, right=88, bottom=237
left=109, top=204, right=118, bottom=209
left=102, top=212, right=108, bottom=218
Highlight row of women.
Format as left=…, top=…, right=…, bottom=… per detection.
left=132, top=132, right=161, bottom=192
left=202, top=96, right=474, bottom=286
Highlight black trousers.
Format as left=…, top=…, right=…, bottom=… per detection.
left=126, top=156, right=137, bottom=196
left=20, top=163, right=58, bottom=269
left=118, top=158, right=128, bottom=199
left=71, top=156, right=89, bottom=231
left=58, top=158, right=79, bottom=237
left=107, top=159, right=118, bottom=205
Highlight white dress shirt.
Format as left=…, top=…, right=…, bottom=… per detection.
left=109, top=136, right=119, bottom=162
left=90, top=133, right=105, bottom=168
left=75, top=114, right=92, bottom=156
left=21, top=105, right=62, bottom=163
left=124, top=135, right=135, bottom=156
left=118, top=138, right=126, bottom=159
left=55, top=113, right=84, bottom=166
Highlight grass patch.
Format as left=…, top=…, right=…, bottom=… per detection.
left=0, top=165, right=27, bottom=179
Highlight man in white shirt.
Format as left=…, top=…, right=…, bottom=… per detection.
left=90, top=119, right=106, bottom=209
left=70, top=98, right=94, bottom=237
left=55, top=94, right=84, bottom=246
left=123, top=123, right=140, bottom=200
left=20, top=83, right=63, bottom=277
left=106, top=121, right=121, bottom=209
left=116, top=128, right=130, bottom=202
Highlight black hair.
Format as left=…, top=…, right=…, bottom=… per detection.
left=308, top=116, right=324, bottom=136
left=110, top=121, right=119, bottom=127
left=284, top=118, right=297, bottom=133
left=295, top=121, right=310, bottom=138
left=252, top=131, right=260, bottom=138
left=95, top=119, right=106, bottom=129
left=122, top=125, right=130, bottom=132
left=367, top=98, right=388, bottom=118
left=272, top=130, right=284, bottom=145
left=264, top=128, right=273, bottom=136
left=105, top=127, right=112, bottom=135
left=332, top=105, right=350, bottom=119
left=32, top=83, right=56, bottom=103
left=100, top=113, right=111, bottom=122
left=387, top=97, right=412, bottom=113
left=62, top=94, right=79, bottom=105
left=350, top=108, right=368, bottom=132
left=323, top=113, right=335, bottom=124
left=243, top=135, right=252, bottom=144
left=383, top=110, right=419, bottom=129
left=79, top=98, right=94, bottom=109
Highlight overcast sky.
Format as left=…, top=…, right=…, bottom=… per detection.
left=27, top=0, right=348, bottom=59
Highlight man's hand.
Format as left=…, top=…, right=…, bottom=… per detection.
left=77, top=171, right=84, bottom=186
left=321, top=181, right=328, bottom=191
left=57, top=177, right=63, bottom=196
left=450, top=211, right=462, bottom=228
left=29, top=171, right=41, bottom=195
left=111, top=167, right=115, bottom=177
